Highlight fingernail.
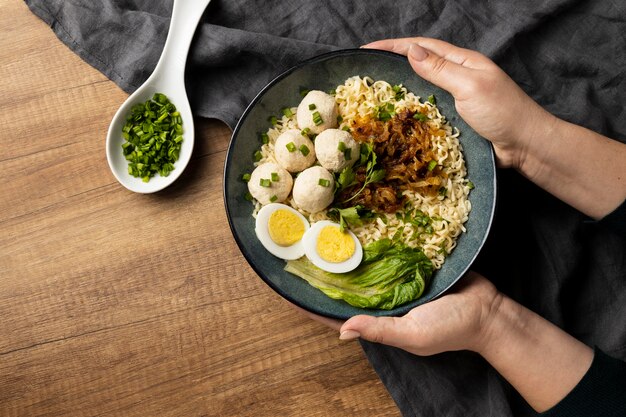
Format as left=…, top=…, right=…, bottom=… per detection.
left=339, top=330, right=361, bottom=341
left=408, top=43, right=428, bottom=61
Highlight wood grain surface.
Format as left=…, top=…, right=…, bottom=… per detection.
left=0, top=1, right=400, bottom=416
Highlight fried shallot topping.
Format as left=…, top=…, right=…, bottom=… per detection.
left=338, top=109, right=447, bottom=213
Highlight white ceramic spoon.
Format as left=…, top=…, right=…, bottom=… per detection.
left=106, top=0, right=211, bottom=193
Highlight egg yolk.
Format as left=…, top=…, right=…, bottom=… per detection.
left=316, top=225, right=355, bottom=263
left=268, top=209, right=305, bottom=246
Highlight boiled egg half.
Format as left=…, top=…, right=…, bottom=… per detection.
left=255, top=203, right=310, bottom=260
left=302, top=220, right=363, bottom=273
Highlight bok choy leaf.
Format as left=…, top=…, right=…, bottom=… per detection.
left=284, top=239, right=433, bottom=310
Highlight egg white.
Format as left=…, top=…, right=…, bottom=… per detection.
left=302, top=220, right=363, bottom=273
left=255, top=203, right=310, bottom=260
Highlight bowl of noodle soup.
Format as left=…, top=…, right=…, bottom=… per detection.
left=224, top=49, right=496, bottom=319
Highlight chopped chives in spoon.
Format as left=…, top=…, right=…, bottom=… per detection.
left=121, top=93, right=183, bottom=182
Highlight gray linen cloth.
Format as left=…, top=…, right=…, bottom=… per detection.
left=25, top=1, right=626, bottom=416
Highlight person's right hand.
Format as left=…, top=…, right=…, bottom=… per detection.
left=363, top=37, right=557, bottom=170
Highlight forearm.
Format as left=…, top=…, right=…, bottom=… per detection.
left=517, top=113, right=626, bottom=219
left=476, top=295, right=594, bottom=412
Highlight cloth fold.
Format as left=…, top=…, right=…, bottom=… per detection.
left=25, top=0, right=626, bottom=415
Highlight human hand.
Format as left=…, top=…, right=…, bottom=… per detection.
left=339, top=272, right=502, bottom=355
left=363, top=37, right=558, bottom=170
left=300, top=272, right=503, bottom=356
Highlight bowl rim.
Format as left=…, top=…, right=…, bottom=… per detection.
left=223, top=47, right=497, bottom=319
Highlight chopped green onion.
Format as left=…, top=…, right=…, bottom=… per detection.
left=300, top=88, right=310, bottom=97
left=392, top=85, right=405, bottom=100
left=328, top=89, right=336, bottom=95
left=344, top=148, right=352, bottom=161
left=413, top=112, right=428, bottom=122
left=428, top=95, right=436, bottom=105
left=282, top=107, right=294, bottom=117
left=244, top=192, right=253, bottom=201
left=261, top=133, right=269, bottom=144
left=337, top=115, right=343, bottom=123
left=253, top=150, right=263, bottom=161
left=259, top=178, right=271, bottom=187
left=377, top=102, right=395, bottom=121
left=301, top=127, right=311, bottom=137
left=308, top=103, right=317, bottom=110
left=337, top=141, right=346, bottom=152
left=438, top=186, right=447, bottom=196
left=299, top=144, right=310, bottom=156
left=342, top=126, right=351, bottom=132
left=286, top=142, right=297, bottom=152
left=121, top=93, right=183, bottom=181
left=466, top=180, right=475, bottom=190
left=270, top=195, right=278, bottom=203
left=312, top=111, right=323, bottom=125
left=271, top=172, right=279, bottom=182
left=154, top=93, right=168, bottom=104
left=268, top=115, right=278, bottom=126
left=318, top=178, right=330, bottom=187
left=427, top=160, right=437, bottom=171
left=242, top=173, right=251, bottom=182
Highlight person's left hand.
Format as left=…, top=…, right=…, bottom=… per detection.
left=297, top=272, right=503, bottom=356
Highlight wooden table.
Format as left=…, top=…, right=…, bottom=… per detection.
left=0, top=1, right=399, bottom=415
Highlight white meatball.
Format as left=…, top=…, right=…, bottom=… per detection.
left=314, top=129, right=359, bottom=173
left=274, top=129, right=316, bottom=173
left=248, top=163, right=293, bottom=205
left=296, top=90, right=338, bottom=134
left=292, top=166, right=335, bottom=213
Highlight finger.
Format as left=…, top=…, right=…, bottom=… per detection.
left=407, top=43, right=474, bottom=96
left=339, top=315, right=415, bottom=349
left=361, top=38, right=415, bottom=55
left=412, top=38, right=488, bottom=68
left=363, top=37, right=487, bottom=68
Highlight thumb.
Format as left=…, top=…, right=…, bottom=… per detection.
left=407, top=43, right=471, bottom=97
left=339, top=315, right=412, bottom=348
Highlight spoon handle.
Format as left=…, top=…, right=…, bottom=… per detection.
left=152, top=0, right=212, bottom=85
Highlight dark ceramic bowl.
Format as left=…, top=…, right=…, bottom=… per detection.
left=224, top=49, right=496, bottom=319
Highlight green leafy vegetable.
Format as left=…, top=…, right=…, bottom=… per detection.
left=328, top=205, right=373, bottom=232
left=335, top=165, right=358, bottom=194
left=121, top=93, right=183, bottom=182
left=428, top=94, right=436, bottom=105
left=284, top=239, right=434, bottom=310
left=341, top=143, right=386, bottom=204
